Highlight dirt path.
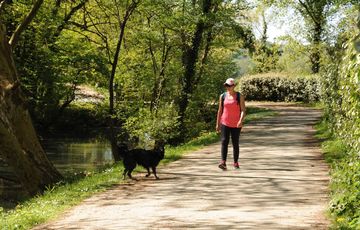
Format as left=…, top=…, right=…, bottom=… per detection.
left=34, top=102, right=329, bottom=230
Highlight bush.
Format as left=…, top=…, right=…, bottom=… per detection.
left=238, top=72, right=321, bottom=103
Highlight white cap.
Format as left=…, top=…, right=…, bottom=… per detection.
left=224, top=78, right=235, bottom=86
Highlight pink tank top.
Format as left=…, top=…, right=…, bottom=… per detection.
left=221, top=93, right=241, bottom=128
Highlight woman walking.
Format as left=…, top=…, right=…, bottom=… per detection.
left=216, top=78, right=246, bottom=170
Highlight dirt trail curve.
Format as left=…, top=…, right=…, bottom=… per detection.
left=34, top=102, right=330, bottom=230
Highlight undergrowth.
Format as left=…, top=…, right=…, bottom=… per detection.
left=315, top=119, right=360, bottom=229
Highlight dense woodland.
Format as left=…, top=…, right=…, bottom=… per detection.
left=0, top=0, right=359, bottom=228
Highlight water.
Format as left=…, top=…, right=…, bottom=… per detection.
left=42, top=138, right=113, bottom=174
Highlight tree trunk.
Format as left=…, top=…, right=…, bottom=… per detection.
left=176, top=0, right=212, bottom=143
left=108, top=1, right=139, bottom=161
left=310, top=22, right=322, bottom=73
left=297, top=0, right=326, bottom=74
left=108, top=19, right=127, bottom=162
left=0, top=24, right=62, bottom=197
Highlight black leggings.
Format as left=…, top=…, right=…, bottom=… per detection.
left=221, top=124, right=241, bottom=163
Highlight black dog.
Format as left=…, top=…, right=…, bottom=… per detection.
left=118, top=141, right=165, bottom=180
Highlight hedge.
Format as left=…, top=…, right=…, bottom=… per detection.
left=238, top=73, right=321, bottom=103
left=322, top=32, right=360, bottom=228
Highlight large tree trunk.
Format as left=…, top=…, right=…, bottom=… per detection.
left=0, top=24, right=62, bottom=197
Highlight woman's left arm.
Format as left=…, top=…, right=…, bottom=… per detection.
left=237, top=95, right=246, bottom=128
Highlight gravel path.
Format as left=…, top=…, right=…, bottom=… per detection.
left=33, top=102, right=329, bottom=230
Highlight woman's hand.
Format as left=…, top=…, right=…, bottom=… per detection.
left=216, top=124, right=221, bottom=133
left=237, top=121, right=243, bottom=128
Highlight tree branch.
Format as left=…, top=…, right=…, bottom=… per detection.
left=53, top=0, right=89, bottom=39
left=9, top=0, right=44, bottom=47
left=84, top=10, right=112, bottom=63
left=66, top=27, right=104, bottom=47
left=297, top=0, right=318, bottom=25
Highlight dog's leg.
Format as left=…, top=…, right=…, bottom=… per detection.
left=145, top=167, right=151, bottom=177
left=128, top=169, right=138, bottom=180
left=152, top=166, right=159, bottom=179
left=127, top=170, right=133, bottom=180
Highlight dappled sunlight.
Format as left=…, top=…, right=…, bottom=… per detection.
left=33, top=103, right=329, bottom=230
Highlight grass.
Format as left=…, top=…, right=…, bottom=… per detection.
left=315, top=119, right=360, bottom=229
left=315, top=119, right=348, bottom=164
left=245, top=106, right=278, bottom=121
left=0, top=106, right=276, bottom=230
left=0, top=166, right=124, bottom=229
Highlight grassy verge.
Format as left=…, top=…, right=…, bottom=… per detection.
left=315, top=119, right=360, bottom=229
left=0, top=106, right=276, bottom=230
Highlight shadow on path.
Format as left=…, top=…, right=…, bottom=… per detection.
left=34, top=102, right=329, bottom=230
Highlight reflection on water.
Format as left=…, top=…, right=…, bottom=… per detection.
left=42, top=138, right=113, bottom=174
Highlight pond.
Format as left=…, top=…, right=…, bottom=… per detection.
left=42, top=138, right=114, bottom=174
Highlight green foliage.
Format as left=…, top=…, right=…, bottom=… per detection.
left=316, top=119, right=360, bottom=229
left=2, top=0, right=107, bottom=128
left=51, top=102, right=108, bottom=135
left=239, top=72, right=321, bottom=102
left=336, top=39, right=360, bottom=154
left=322, top=34, right=360, bottom=155
left=250, top=42, right=282, bottom=73
left=2, top=0, right=256, bottom=142
left=316, top=120, right=348, bottom=164
left=276, top=36, right=313, bottom=74
left=184, top=52, right=240, bottom=140
left=122, top=104, right=180, bottom=147
left=329, top=155, right=360, bottom=228
left=106, top=0, right=254, bottom=144
left=319, top=17, right=360, bottom=227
